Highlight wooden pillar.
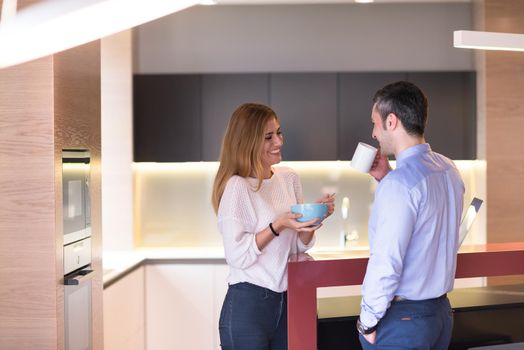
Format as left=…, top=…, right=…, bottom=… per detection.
left=0, top=1, right=103, bottom=346
left=0, top=55, right=57, bottom=350
left=476, top=0, right=524, bottom=284
left=54, top=41, right=103, bottom=350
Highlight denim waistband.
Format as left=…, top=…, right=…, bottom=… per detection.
left=229, top=282, right=286, bottom=296
left=393, top=293, right=447, bottom=303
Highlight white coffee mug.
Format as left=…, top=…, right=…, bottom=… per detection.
left=350, top=142, right=378, bottom=173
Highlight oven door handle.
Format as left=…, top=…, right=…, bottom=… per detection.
left=64, top=269, right=95, bottom=286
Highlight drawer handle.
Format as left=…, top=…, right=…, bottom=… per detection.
left=64, top=269, right=94, bottom=286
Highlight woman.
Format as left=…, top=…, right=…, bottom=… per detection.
left=212, top=103, right=334, bottom=350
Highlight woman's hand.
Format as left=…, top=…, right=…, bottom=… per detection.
left=369, top=148, right=391, bottom=182
left=272, top=212, right=320, bottom=233
left=315, top=193, right=335, bottom=218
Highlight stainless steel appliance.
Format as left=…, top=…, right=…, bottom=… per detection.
left=62, top=150, right=91, bottom=246
left=62, top=150, right=93, bottom=350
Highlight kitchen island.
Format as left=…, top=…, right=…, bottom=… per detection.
left=317, top=283, right=524, bottom=349
left=287, top=242, right=524, bottom=350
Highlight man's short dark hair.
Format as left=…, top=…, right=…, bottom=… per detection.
left=372, top=81, right=428, bottom=137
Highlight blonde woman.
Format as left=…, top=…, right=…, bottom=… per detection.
left=212, top=103, right=334, bottom=350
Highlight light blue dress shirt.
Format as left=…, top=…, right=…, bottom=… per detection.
left=360, top=143, right=465, bottom=328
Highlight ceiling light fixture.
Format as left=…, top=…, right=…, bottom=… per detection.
left=0, top=0, right=199, bottom=69
left=454, top=30, right=524, bottom=52
left=355, top=0, right=374, bottom=3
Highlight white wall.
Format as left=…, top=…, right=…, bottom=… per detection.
left=134, top=161, right=486, bottom=249
left=135, top=3, right=473, bottom=73
left=101, top=30, right=134, bottom=251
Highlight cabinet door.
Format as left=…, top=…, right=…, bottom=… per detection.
left=146, top=264, right=216, bottom=350
left=201, top=74, right=269, bottom=161
left=270, top=73, right=338, bottom=160
left=103, top=266, right=145, bottom=350
left=133, top=75, right=201, bottom=162
left=406, top=72, right=476, bottom=160
left=338, top=73, right=406, bottom=160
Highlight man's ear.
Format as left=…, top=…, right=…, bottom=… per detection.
left=386, top=113, right=399, bottom=130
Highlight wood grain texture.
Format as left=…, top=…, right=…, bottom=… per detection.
left=0, top=6, right=58, bottom=349
left=481, top=0, right=524, bottom=284
left=0, top=6, right=103, bottom=346
left=0, top=55, right=57, bottom=349
left=54, top=40, right=103, bottom=350
left=483, top=0, right=524, bottom=244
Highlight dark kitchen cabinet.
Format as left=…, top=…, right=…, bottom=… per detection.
left=201, top=74, right=269, bottom=161
left=270, top=73, right=338, bottom=161
left=133, top=75, right=202, bottom=162
left=338, top=72, right=476, bottom=161
left=338, top=72, right=406, bottom=160
left=133, top=72, right=476, bottom=162
left=407, top=72, right=476, bottom=160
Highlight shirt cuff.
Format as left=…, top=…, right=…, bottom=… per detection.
left=359, top=308, right=379, bottom=329
left=297, top=234, right=316, bottom=251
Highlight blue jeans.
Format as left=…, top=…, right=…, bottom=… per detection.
left=219, top=282, right=288, bottom=350
left=359, top=296, right=453, bottom=350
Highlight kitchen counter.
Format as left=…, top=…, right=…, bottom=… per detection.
left=317, top=284, right=524, bottom=350
left=101, top=245, right=364, bottom=287
left=287, top=242, right=524, bottom=350
left=102, top=248, right=226, bottom=287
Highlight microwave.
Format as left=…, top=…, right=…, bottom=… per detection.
left=62, top=150, right=91, bottom=246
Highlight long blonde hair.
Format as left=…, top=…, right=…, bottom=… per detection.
left=212, top=103, right=279, bottom=214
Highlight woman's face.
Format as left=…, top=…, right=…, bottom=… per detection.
left=260, top=117, right=283, bottom=174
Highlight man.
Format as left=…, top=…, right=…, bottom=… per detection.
left=357, top=81, right=465, bottom=349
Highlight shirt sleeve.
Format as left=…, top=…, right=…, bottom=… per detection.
left=217, top=177, right=262, bottom=270
left=360, top=178, right=418, bottom=328
left=297, top=234, right=316, bottom=252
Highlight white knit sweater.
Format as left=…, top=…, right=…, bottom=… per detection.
left=217, top=166, right=315, bottom=292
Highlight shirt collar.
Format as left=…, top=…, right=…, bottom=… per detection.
left=396, top=143, right=431, bottom=165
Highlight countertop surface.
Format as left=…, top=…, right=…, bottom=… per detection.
left=102, top=247, right=226, bottom=286
left=101, top=245, right=364, bottom=286
left=318, top=284, right=524, bottom=320
left=102, top=242, right=524, bottom=287
left=291, top=242, right=524, bottom=262
left=103, top=247, right=369, bottom=285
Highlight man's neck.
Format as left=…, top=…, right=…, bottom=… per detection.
left=394, top=136, right=425, bottom=157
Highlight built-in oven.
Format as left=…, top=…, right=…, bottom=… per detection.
left=62, top=150, right=91, bottom=245
left=62, top=149, right=93, bottom=350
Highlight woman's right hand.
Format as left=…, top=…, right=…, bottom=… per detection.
left=272, top=212, right=320, bottom=233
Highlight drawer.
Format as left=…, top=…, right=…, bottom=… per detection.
left=64, top=237, right=91, bottom=275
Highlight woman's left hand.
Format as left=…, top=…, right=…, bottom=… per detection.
left=315, top=193, right=335, bottom=218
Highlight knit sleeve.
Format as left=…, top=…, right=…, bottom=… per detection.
left=217, top=176, right=262, bottom=269
left=290, top=169, right=304, bottom=204
left=287, top=168, right=315, bottom=252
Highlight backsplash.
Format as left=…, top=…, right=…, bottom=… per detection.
left=134, top=161, right=486, bottom=250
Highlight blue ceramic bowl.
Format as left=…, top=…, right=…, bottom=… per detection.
left=291, top=203, right=328, bottom=223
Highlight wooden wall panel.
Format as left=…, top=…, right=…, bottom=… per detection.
left=481, top=0, right=524, bottom=284
left=0, top=57, right=57, bottom=349
left=484, top=0, right=524, bottom=244
left=0, top=1, right=103, bottom=345
left=54, top=41, right=103, bottom=350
